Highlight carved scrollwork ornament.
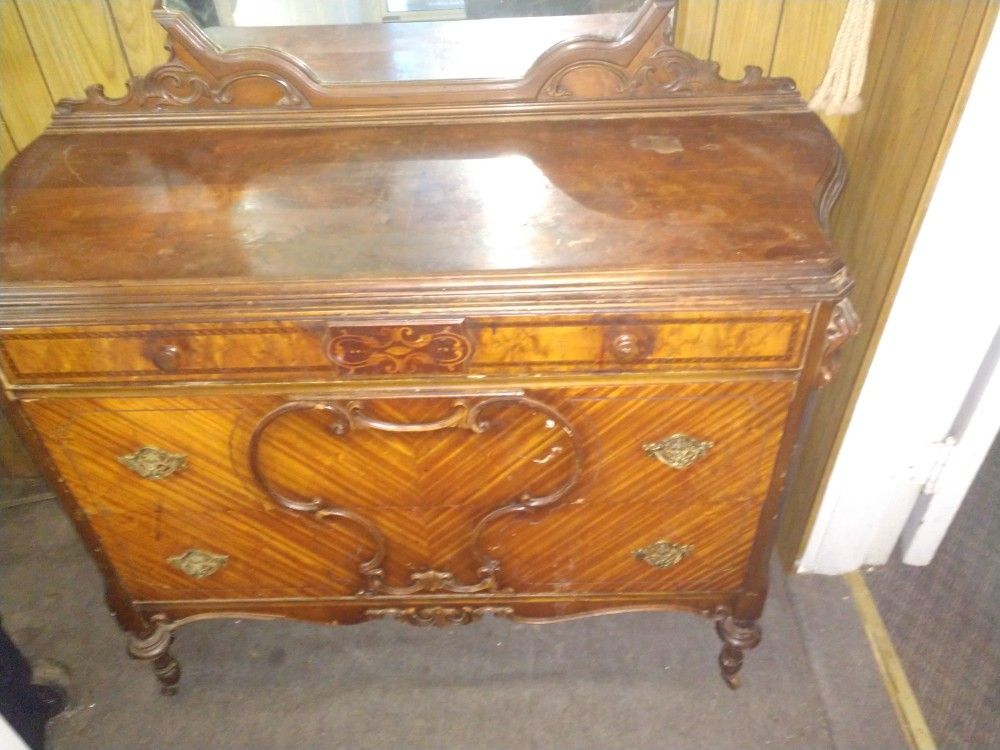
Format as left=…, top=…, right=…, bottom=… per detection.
left=540, top=26, right=797, bottom=102
left=248, top=395, right=583, bottom=596
left=817, top=298, right=861, bottom=388
left=55, top=47, right=308, bottom=115
left=365, top=606, right=515, bottom=627
left=52, top=0, right=805, bottom=123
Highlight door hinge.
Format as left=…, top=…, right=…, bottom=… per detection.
left=907, top=437, right=957, bottom=495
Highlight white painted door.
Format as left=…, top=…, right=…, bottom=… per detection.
left=798, top=21, right=1000, bottom=575
left=898, top=326, right=1000, bottom=565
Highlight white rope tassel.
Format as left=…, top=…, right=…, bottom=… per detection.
left=809, top=0, right=876, bottom=116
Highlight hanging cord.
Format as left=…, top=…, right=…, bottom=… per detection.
left=809, top=0, right=877, bottom=115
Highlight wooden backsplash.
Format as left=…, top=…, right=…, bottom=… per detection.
left=0, top=0, right=849, bottom=166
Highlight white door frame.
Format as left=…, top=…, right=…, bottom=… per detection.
left=899, top=325, right=1000, bottom=565
left=798, top=22, right=1000, bottom=575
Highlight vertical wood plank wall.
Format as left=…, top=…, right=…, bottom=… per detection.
left=777, top=0, right=999, bottom=566
left=0, top=1, right=996, bottom=566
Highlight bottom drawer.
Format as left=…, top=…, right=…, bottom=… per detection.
left=93, top=490, right=764, bottom=602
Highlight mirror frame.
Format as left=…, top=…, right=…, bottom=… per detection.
left=53, top=0, right=804, bottom=128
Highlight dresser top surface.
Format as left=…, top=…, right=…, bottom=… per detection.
left=1, top=113, right=840, bottom=293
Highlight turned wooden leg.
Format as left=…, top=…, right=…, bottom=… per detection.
left=715, top=616, right=762, bottom=690
left=127, top=618, right=181, bottom=695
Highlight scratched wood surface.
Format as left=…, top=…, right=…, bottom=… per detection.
left=26, top=380, right=793, bottom=601
left=0, top=116, right=839, bottom=286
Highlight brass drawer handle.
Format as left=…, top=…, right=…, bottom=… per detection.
left=167, top=549, right=228, bottom=579
left=118, top=446, right=187, bottom=479
left=642, top=434, right=713, bottom=469
left=634, top=540, right=693, bottom=569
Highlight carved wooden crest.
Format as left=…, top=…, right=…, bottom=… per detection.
left=53, top=0, right=803, bottom=126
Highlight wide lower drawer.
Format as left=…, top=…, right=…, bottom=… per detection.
left=0, top=310, right=809, bottom=385
left=26, top=379, right=796, bottom=600
left=89, top=491, right=762, bottom=601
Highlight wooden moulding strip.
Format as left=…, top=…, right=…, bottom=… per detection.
left=843, top=571, right=935, bottom=750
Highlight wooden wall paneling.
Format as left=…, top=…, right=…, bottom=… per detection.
left=710, top=0, right=785, bottom=80
left=0, top=0, right=54, bottom=149
left=0, top=117, right=16, bottom=171
left=777, top=0, right=1000, bottom=567
left=107, top=0, right=170, bottom=76
left=769, top=0, right=849, bottom=140
left=13, top=0, right=131, bottom=100
left=675, top=0, right=719, bottom=58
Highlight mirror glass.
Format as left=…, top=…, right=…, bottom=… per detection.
left=167, top=0, right=646, bottom=83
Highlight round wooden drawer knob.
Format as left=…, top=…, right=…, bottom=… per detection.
left=152, top=344, right=181, bottom=372
left=611, top=332, right=643, bottom=362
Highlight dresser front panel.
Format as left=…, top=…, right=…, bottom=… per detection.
left=25, top=379, right=795, bottom=601
left=0, top=310, right=809, bottom=386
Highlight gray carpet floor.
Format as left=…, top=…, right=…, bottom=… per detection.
left=1, top=499, right=905, bottom=750
left=866, top=435, right=1000, bottom=750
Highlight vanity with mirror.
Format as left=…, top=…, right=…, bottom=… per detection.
left=0, top=0, right=856, bottom=693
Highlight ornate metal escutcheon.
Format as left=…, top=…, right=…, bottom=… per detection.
left=167, top=549, right=229, bottom=579
left=118, top=446, right=187, bottom=479
left=642, top=433, right=713, bottom=470
left=633, top=539, right=693, bottom=569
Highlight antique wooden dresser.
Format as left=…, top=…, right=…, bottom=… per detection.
left=0, top=0, right=857, bottom=693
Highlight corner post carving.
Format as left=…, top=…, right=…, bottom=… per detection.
left=126, top=616, right=181, bottom=695
left=817, top=299, right=860, bottom=388
left=714, top=614, right=762, bottom=690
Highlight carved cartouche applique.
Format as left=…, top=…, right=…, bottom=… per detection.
left=817, top=299, right=860, bottom=388
left=365, top=606, right=515, bottom=627
left=324, top=323, right=473, bottom=375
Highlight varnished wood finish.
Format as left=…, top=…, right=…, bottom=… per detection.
left=0, top=311, right=809, bottom=386
left=24, top=380, right=793, bottom=602
left=52, top=0, right=812, bottom=128
left=0, top=0, right=858, bottom=691
left=0, top=117, right=839, bottom=289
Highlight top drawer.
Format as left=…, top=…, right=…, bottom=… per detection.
left=0, top=310, right=809, bottom=386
